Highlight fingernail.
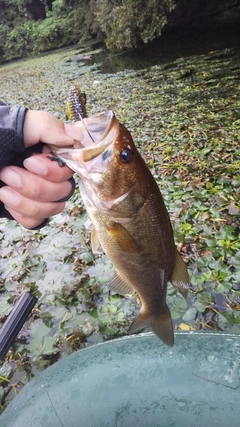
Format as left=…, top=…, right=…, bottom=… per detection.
left=23, top=156, right=48, bottom=175
left=0, top=188, right=20, bottom=207
left=0, top=167, right=21, bottom=187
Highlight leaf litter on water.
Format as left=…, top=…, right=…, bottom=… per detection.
left=0, top=40, right=240, bottom=411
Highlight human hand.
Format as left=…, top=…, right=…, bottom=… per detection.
left=0, top=152, right=75, bottom=229
left=0, top=110, right=82, bottom=229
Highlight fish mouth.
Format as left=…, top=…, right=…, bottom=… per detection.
left=50, top=110, right=118, bottom=166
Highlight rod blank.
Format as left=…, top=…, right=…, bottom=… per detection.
left=0, top=292, right=37, bottom=360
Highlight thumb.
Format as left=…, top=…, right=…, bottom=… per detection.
left=23, top=110, right=82, bottom=148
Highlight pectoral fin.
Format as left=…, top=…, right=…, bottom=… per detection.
left=108, top=272, right=134, bottom=296
left=170, top=249, right=189, bottom=298
left=91, top=226, right=101, bottom=253
left=107, top=223, right=138, bottom=253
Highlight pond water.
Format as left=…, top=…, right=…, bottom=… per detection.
left=0, top=29, right=240, bottom=412
left=64, top=29, right=240, bottom=74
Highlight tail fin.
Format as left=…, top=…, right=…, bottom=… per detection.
left=128, top=306, right=174, bottom=347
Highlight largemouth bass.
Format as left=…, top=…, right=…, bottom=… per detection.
left=51, top=109, right=189, bottom=346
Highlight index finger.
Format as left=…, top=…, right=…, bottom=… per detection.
left=23, top=153, right=74, bottom=183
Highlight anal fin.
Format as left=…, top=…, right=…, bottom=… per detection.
left=170, top=249, right=189, bottom=298
left=108, top=272, right=134, bottom=296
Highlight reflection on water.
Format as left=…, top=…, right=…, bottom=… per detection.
left=85, top=29, right=240, bottom=74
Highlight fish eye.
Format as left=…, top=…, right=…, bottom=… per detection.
left=120, top=148, right=134, bottom=164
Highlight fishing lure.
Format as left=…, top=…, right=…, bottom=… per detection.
left=66, top=85, right=87, bottom=121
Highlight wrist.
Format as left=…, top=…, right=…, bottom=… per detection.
left=15, top=105, right=28, bottom=152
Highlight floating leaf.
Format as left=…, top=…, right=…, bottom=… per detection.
left=178, top=323, right=195, bottom=331
left=1, top=39, right=240, bottom=412
left=182, top=307, right=198, bottom=322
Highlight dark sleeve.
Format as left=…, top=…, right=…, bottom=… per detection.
left=0, top=100, right=43, bottom=219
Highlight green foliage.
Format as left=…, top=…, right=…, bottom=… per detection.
left=0, top=0, right=177, bottom=63
left=95, top=0, right=176, bottom=52
left=0, top=0, right=91, bottom=63
left=32, top=14, right=71, bottom=52
left=1, top=0, right=239, bottom=63
left=3, top=21, right=35, bottom=61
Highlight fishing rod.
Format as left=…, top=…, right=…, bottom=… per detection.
left=0, top=292, right=37, bottom=361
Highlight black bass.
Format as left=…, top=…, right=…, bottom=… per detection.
left=50, top=109, right=189, bottom=346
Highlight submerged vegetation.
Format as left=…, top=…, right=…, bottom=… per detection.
left=0, top=37, right=240, bottom=411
